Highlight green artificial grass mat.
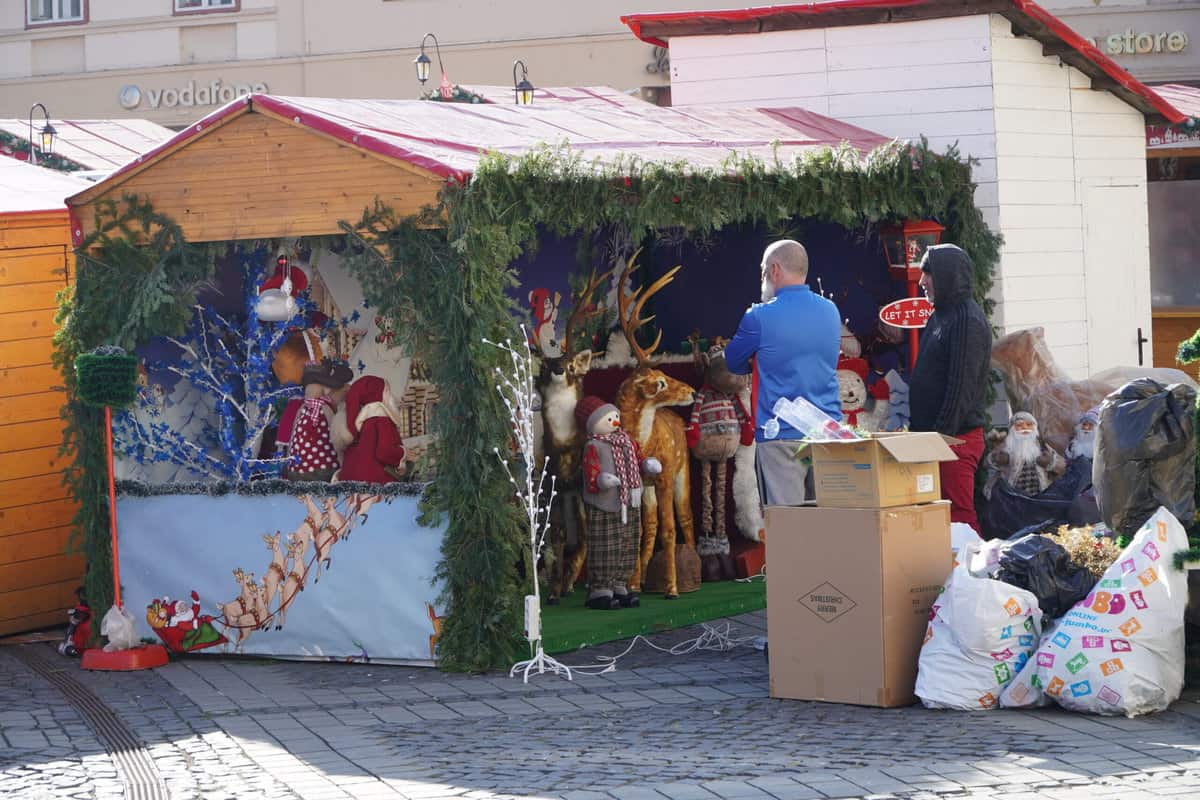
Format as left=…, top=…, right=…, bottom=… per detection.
left=540, top=579, right=766, bottom=654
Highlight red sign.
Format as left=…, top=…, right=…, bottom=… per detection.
left=879, top=297, right=933, bottom=329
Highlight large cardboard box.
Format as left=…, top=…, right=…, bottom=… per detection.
left=766, top=502, right=951, bottom=707
left=809, top=432, right=958, bottom=508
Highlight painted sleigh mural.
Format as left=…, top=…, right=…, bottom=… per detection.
left=119, top=486, right=446, bottom=664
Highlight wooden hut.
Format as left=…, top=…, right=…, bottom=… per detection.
left=0, top=158, right=89, bottom=635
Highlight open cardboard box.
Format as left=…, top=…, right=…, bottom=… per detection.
left=808, top=431, right=961, bottom=508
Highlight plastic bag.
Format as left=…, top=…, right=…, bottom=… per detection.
left=995, top=534, right=1096, bottom=619
left=951, top=522, right=982, bottom=558
left=1000, top=507, right=1189, bottom=716
left=1093, top=379, right=1196, bottom=538
left=980, top=457, right=1093, bottom=540
left=915, top=544, right=1043, bottom=710
left=100, top=605, right=138, bottom=652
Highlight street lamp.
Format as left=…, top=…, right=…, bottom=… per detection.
left=28, top=103, right=57, bottom=168
left=415, top=32, right=443, bottom=85
left=513, top=60, right=535, bottom=106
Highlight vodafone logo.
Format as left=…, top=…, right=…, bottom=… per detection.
left=118, top=79, right=269, bottom=110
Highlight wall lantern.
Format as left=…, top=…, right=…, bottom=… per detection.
left=513, top=60, right=535, bottom=106
left=414, top=32, right=443, bottom=85
left=28, top=103, right=57, bottom=167
left=879, top=219, right=944, bottom=369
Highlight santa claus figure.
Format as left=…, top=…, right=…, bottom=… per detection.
left=986, top=411, right=1064, bottom=497
left=168, top=591, right=200, bottom=630
left=1066, top=408, right=1100, bottom=461
left=337, top=375, right=407, bottom=483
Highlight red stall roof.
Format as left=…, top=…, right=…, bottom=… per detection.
left=621, top=0, right=1186, bottom=124
left=0, top=155, right=90, bottom=215
left=0, top=118, right=174, bottom=173
left=78, top=92, right=894, bottom=190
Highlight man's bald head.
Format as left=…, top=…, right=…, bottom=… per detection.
left=763, top=240, right=809, bottom=281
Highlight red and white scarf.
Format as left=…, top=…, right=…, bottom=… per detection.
left=594, top=429, right=641, bottom=521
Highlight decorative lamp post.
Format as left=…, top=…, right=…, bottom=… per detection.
left=513, top=60, right=535, bottom=106
left=415, top=32, right=454, bottom=99
left=28, top=103, right=57, bottom=168
left=74, top=346, right=169, bottom=671
left=880, top=219, right=944, bottom=370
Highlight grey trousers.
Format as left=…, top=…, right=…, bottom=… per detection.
left=754, top=440, right=814, bottom=506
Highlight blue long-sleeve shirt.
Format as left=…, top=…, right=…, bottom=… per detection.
left=724, top=284, right=842, bottom=441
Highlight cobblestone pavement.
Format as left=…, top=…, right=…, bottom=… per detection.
left=4, top=611, right=1200, bottom=800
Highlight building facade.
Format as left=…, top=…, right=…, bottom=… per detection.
left=0, top=0, right=727, bottom=128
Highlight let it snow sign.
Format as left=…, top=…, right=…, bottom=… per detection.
left=879, top=297, right=933, bottom=329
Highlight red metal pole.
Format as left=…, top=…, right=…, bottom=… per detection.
left=907, top=280, right=920, bottom=371
left=105, top=405, right=122, bottom=609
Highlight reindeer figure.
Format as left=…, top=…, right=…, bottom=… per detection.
left=276, top=535, right=309, bottom=630
left=312, top=498, right=347, bottom=580
left=613, top=249, right=697, bottom=598
left=216, top=568, right=260, bottom=651
left=246, top=574, right=270, bottom=632
left=534, top=266, right=614, bottom=602
left=261, top=532, right=287, bottom=618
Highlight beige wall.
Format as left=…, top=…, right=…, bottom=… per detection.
left=0, top=0, right=715, bottom=126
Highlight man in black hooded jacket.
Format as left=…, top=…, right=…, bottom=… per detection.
left=910, top=244, right=992, bottom=529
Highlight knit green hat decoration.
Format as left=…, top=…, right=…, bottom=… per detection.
left=74, top=345, right=140, bottom=409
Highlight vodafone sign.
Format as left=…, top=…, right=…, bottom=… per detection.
left=879, top=297, right=934, bottom=329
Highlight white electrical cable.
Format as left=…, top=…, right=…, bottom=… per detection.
left=559, top=620, right=762, bottom=676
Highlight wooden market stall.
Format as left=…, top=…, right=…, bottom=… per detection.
left=0, top=118, right=174, bottom=178
left=0, top=158, right=90, bottom=635
left=60, top=92, right=996, bottom=668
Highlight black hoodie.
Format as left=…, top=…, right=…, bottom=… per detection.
left=908, top=244, right=992, bottom=436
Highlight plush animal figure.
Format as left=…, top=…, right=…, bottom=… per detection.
left=839, top=320, right=862, bottom=358
left=836, top=357, right=870, bottom=428
left=528, top=287, right=563, bottom=358
left=578, top=396, right=662, bottom=610
left=885, top=368, right=910, bottom=431
left=686, top=335, right=754, bottom=582
left=337, top=375, right=407, bottom=483
left=287, top=360, right=353, bottom=482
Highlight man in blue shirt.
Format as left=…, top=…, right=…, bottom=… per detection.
left=724, top=240, right=841, bottom=505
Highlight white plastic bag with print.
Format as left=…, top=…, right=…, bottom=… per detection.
left=1002, top=507, right=1188, bottom=717
left=915, top=543, right=1043, bottom=710
left=100, top=604, right=139, bottom=652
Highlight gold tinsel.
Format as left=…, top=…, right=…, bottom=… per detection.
left=1047, top=525, right=1123, bottom=582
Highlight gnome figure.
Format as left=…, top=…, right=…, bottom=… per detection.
left=985, top=411, right=1064, bottom=497
left=578, top=396, right=662, bottom=610
left=1066, top=408, right=1100, bottom=462
left=287, top=359, right=354, bottom=482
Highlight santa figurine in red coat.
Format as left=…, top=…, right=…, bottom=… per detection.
left=337, top=375, right=407, bottom=483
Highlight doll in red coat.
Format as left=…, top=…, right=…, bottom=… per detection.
left=337, top=376, right=407, bottom=483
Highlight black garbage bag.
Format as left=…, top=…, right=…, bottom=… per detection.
left=979, top=457, right=1093, bottom=540
left=1094, top=379, right=1197, bottom=538
left=995, top=534, right=1096, bottom=619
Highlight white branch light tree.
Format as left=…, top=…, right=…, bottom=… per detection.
left=484, top=327, right=573, bottom=682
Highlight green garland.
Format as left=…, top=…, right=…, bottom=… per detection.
left=1179, top=329, right=1200, bottom=530
left=54, top=196, right=218, bottom=615
left=341, top=140, right=1000, bottom=670
left=62, top=140, right=1000, bottom=670
left=74, top=347, right=139, bottom=408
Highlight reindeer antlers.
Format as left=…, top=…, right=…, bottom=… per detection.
left=618, top=247, right=682, bottom=367
left=561, top=265, right=616, bottom=359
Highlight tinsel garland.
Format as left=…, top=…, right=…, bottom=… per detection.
left=74, top=347, right=139, bottom=408
left=0, top=130, right=87, bottom=173
left=115, top=479, right=427, bottom=498
left=1174, top=545, right=1200, bottom=571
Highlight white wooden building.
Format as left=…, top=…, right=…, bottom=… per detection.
left=623, top=0, right=1187, bottom=377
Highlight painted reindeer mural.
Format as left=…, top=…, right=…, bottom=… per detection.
left=613, top=250, right=697, bottom=598
left=534, top=266, right=614, bottom=602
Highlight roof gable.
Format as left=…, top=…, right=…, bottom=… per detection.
left=621, top=0, right=1186, bottom=123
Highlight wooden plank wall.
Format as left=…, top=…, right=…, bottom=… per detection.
left=990, top=15, right=1150, bottom=377
left=667, top=16, right=1000, bottom=229
left=0, top=210, right=82, bottom=636
left=72, top=109, right=444, bottom=244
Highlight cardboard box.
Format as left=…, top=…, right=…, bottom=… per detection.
left=766, top=502, right=951, bottom=707
left=809, top=432, right=958, bottom=508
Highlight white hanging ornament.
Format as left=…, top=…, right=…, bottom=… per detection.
left=256, top=255, right=300, bottom=322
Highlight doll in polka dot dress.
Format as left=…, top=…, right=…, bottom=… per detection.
left=288, top=359, right=353, bottom=482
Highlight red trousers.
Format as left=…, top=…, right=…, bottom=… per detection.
left=939, top=427, right=984, bottom=530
